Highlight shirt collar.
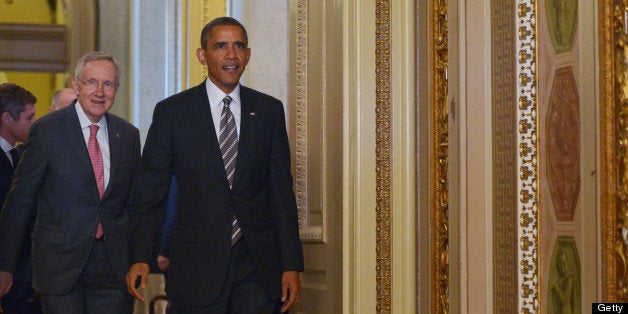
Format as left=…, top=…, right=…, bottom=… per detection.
left=205, top=79, right=241, bottom=110
left=0, top=136, right=13, bottom=153
left=74, top=102, right=107, bottom=130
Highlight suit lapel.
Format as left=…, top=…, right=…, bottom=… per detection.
left=0, top=152, right=13, bottom=178
left=104, top=114, right=119, bottom=199
left=61, top=109, right=95, bottom=180
left=61, top=108, right=100, bottom=200
left=189, top=83, right=230, bottom=188
left=232, top=87, right=257, bottom=189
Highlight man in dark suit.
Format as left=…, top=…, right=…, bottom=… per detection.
left=0, top=83, right=40, bottom=314
left=126, top=17, right=304, bottom=313
left=0, top=52, right=141, bottom=314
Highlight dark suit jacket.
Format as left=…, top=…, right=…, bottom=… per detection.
left=0, top=104, right=141, bottom=295
left=0, top=143, right=40, bottom=312
left=0, top=146, right=15, bottom=210
left=129, top=82, right=304, bottom=305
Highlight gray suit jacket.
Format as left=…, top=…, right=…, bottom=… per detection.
left=0, top=104, right=141, bottom=295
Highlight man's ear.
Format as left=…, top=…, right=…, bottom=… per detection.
left=1, top=112, right=13, bottom=125
left=196, top=48, right=207, bottom=66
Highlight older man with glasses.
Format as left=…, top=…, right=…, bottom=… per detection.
left=0, top=51, right=141, bottom=314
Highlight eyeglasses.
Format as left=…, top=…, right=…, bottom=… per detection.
left=76, top=78, right=117, bottom=93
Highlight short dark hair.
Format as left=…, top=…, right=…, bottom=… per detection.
left=200, top=16, right=248, bottom=50
left=0, top=83, right=37, bottom=121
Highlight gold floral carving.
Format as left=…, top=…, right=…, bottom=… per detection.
left=430, top=0, right=449, bottom=313
left=599, top=0, right=617, bottom=301
left=602, top=0, right=628, bottom=301
left=375, top=0, right=392, bottom=312
left=600, top=0, right=619, bottom=301
left=199, top=0, right=210, bottom=81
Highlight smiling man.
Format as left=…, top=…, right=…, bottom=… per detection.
left=126, top=17, right=304, bottom=314
left=0, top=52, right=141, bottom=314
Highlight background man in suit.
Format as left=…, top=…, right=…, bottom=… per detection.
left=0, top=83, right=39, bottom=314
left=0, top=52, right=141, bottom=314
left=126, top=17, right=304, bottom=313
left=48, top=88, right=76, bottom=112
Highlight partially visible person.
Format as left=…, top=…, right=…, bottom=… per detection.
left=126, top=17, right=304, bottom=314
left=0, top=51, right=141, bottom=314
left=48, top=88, right=76, bottom=112
left=0, top=83, right=40, bottom=314
left=156, top=177, right=178, bottom=274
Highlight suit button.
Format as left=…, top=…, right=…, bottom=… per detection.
left=231, top=195, right=236, bottom=200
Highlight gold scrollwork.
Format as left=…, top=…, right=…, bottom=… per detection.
left=375, top=0, right=392, bottom=312
left=430, top=0, right=449, bottom=313
left=614, top=0, right=628, bottom=301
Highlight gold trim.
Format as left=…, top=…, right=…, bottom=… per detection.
left=375, top=0, right=392, bottom=312
left=429, top=0, right=449, bottom=312
left=601, top=0, right=628, bottom=302
left=599, top=0, right=616, bottom=301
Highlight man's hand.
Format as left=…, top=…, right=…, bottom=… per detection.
left=125, top=263, right=150, bottom=301
left=0, top=271, right=13, bottom=298
left=280, top=271, right=301, bottom=313
left=157, top=255, right=170, bottom=272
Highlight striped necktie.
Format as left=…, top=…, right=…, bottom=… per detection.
left=219, top=96, right=242, bottom=246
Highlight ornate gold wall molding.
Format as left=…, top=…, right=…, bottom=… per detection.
left=515, top=0, right=539, bottom=311
left=600, top=0, right=628, bottom=302
left=375, top=0, right=392, bottom=312
left=429, top=0, right=449, bottom=313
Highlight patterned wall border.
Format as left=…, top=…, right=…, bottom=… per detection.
left=515, top=0, right=539, bottom=312
left=375, top=0, right=392, bottom=312
left=491, top=0, right=518, bottom=312
left=293, top=0, right=319, bottom=241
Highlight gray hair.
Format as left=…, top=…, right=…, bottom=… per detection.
left=74, top=51, right=121, bottom=84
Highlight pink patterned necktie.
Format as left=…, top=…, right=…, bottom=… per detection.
left=88, top=124, right=104, bottom=239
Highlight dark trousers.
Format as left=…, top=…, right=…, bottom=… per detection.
left=39, top=239, right=133, bottom=314
left=171, top=240, right=281, bottom=314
